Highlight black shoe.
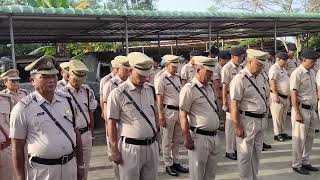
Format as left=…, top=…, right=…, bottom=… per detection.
left=292, top=167, right=310, bottom=175
left=274, top=135, right=286, bottom=142
left=281, top=134, right=292, bottom=140
left=225, top=152, right=237, bottom=160
left=263, top=142, right=272, bottom=149
left=315, top=129, right=320, bottom=133
left=173, top=163, right=189, bottom=173
left=302, top=164, right=319, bottom=171
left=166, top=166, right=179, bottom=176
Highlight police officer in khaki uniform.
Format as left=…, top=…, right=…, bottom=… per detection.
left=103, top=56, right=130, bottom=180
left=59, top=60, right=97, bottom=180
left=56, top=62, right=70, bottom=90
left=290, top=49, right=319, bottom=175
left=286, top=43, right=300, bottom=76
left=155, top=55, right=188, bottom=176
left=181, top=50, right=202, bottom=86
left=230, top=49, right=268, bottom=180
left=107, top=52, right=159, bottom=180
left=10, top=55, right=84, bottom=180
left=180, top=56, right=220, bottom=180
left=1, top=69, right=28, bottom=105
left=100, top=57, right=121, bottom=120
left=221, top=47, right=245, bottom=160
left=149, top=55, right=163, bottom=84
left=269, top=52, right=291, bottom=142
left=0, top=93, right=13, bottom=180
left=212, top=51, right=230, bottom=130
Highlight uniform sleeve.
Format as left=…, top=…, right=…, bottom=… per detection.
left=230, top=75, right=244, bottom=101
left=290, top=71, right=300, bottom=91
left=221, top=66, right=230, bottom=84
left=212, top=67, right=220, bottom=81
left=180, top=65, right=188, bottom=80
left=103, top=82, right=113, bottom=103
left=316, top=70, right=320, bottom=87
left=106, top=90, right=120, bottom=121
left=268, top=67, right=278, bottom=81
left=154, top=76, right=165, bottom=96
left=9, top=103, right=27, bottom=139
left=179, top=85, right=193, bottom=112
left=89, top=89, right=98, bottom=110
left=99, top=77, right=106, bottom=95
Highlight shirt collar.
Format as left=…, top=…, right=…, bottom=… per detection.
left=5, top=88, right=23, bottom=95
left=244, top=67, right=254, bottom=77
left=191, top=77, right=209, bottom=88
left=126, top=78, right=150, bottom=91
left=34, top=91, right=61, bottom=105
left=164, top=70, right=174, bottom=77
left=66, top=83, right=83, bottom=93
left=114, top=75, right=123, bottom=83
left=299, top=64, right=309, bottom=73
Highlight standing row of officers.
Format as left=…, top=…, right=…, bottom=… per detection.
left=0, top=43, right=320, bottom=180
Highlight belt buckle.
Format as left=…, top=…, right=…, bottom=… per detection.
left=146, top=138, right=152, bottom=145
left=61, top=155, right=68, bottom=164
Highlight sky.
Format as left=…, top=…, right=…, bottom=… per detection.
left=157, top=0, right=212, bottom=11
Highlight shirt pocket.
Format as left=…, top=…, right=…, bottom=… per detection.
left=31, top=114, right=52, bottom=134
left=122, top=102, right=137, bottom=120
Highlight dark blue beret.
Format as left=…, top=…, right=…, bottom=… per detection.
left=230, top=47, right=246, bottom=56
left=301, top=49, right=320, bottom=60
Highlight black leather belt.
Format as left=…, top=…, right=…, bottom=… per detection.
left=270, top=90, right=288, bottom=99
left=301, top=104, right=312, bottom=110
left=163, top=104, right=179, bottom=111
left=240, top=110, right=264, bottom=119
left=29, top=151, right=75, bottom=165
left=121, top=136, right=156, bottom=146
left=79, top=126, right=90, bottom=134
left=190, top=126, right=217, bottom=136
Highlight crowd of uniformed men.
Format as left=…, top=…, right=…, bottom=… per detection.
left=0, top=42, right=320, bottom=180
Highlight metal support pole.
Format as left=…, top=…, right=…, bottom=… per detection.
left=208, top=21, right=212, bottom=50
left=216, top=32, right=219, bottom=49
left=125, top=17, right=129, bottom=55
left=307, top=33, right=309, bottom=48
left=9, top=16, right=16, bottom=69
left=205, top=42, right=208, bottom=51
left=222, top=39, right=224, bottom=50
left=142, top=46, right=144, bottom=53
left=170, top=45, right=173, bottom=55
left=158, top=33, right=161, bottom=55
left=274, top=21, right=277, bottom=53
left=175, top=39, right=178, bottom=55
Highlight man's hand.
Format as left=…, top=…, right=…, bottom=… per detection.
left=295, top=111, right=304, bottom=124
left=235, top=125, right=245, bottom=138
left=271, top=94, right=280, bottom=104
left=222, top=103, right=229, bottom=112
left=77, top=166, right=85, bottom=180
left=159, top=115, right=166, bottom=128
left=184, top=136, right=194, bottom=150
left=112, top=148, right=123, bottom=165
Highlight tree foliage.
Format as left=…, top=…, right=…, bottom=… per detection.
left=105, top=0, right=158, bottom=10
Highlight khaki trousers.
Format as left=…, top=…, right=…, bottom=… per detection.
left=237, top=115, right=267, bottom=180
left=0, top=146, right=13, bottom=180
left=162, top=108, right=182, bottom=166
left=225, top=112, right=236, bottom=153
left=82, top=131, right=93, bottom=180
left=291, top=107, right=316, bottom=168
left=107, top=125, right=120, bottom=180
left=189, top=131, right=220, bottom=180
left=27, top=157, right=77, bottom=180
left=270, top=96, right=289, bottom=135
left=119, top=139, right=159, bottom=180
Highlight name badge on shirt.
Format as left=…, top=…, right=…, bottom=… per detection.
left=36, top=112, right=45, bottom=116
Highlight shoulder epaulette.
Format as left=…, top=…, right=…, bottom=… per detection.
left=55, top=90, right=71, bottom=98
left=81, top=84, right=90, bottom=90
left=0, top=89, right=8, bottom=94
left=19, top=89, right=28, bottom=95
left=0, top=92, right=12, bottom=99
left=20, top=93, right=36, bottom=106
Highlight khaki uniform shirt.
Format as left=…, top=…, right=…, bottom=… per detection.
left=286, top=58, right=300, bottom=76
left=212, top=63, right=223, bottom=81
left=154, top=71, right=181, bottom=107
left=154, top=69, right=165, bottom=82
left=263, top=60, right=273, bottom=75
left=290, top=65, right=317, bottom=107
left=149, top=68, right=162, bottom=84
left=0, top=94, right=12, bottom=144
left=269, top=63, right=290, bottom=96
left=107, top=79, right=157, bottom=139
left=100, top=73, right=115, bottom=96
left=230, top=68, right=267, bottom=114
left=316, top=69, right=320, bottom=89
left=221, top=61, right=242, bottom=85
left=103, top=75, right=123, bottom=103
left=1, top=88, right=27, bottom=106
left=181, top=62, right=195, bottom=83
left=179, top=78, right=220, bottom=131
left=10, top=91, right=78, bottom=159
left=59, top=84, right=97, bottom=129
left=56, top=79, right=68, bottom=90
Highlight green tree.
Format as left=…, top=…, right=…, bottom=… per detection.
left=0, top=0, right=28, bottom=6
left=105, top=0, right=158, bottom=10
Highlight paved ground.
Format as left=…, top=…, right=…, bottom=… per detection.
left=88, top=119, right=320, bottom=180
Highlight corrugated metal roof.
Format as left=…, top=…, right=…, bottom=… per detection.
left=0, top=6, right=319, bottom=43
